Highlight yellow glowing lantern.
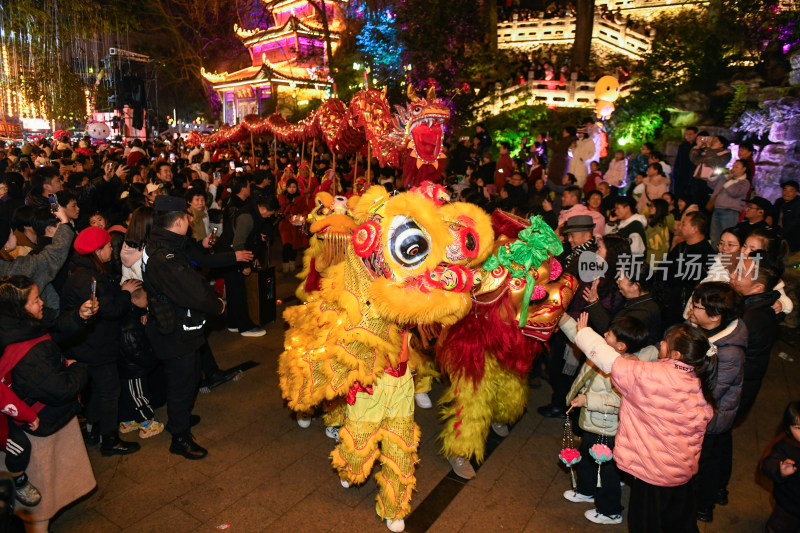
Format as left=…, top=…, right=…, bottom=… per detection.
left=594, top=75, right=620, bottom=119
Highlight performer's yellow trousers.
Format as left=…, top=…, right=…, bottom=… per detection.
left=414, top=374, right=432, bottom=394
left=330, top=371, right=420, bottom=520
left=322, top=399, right=346, bottom=428
left=438, top=356, right=527, bottom=464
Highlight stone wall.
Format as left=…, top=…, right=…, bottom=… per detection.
left=754, top=99, right=800, bottom=202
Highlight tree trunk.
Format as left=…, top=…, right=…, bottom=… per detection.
left=571, top=0, right=594, bottom=70
left=308, top=0, right=335, bottom=71
left=708, top=0, right=722, bottom=31
left=485, top=0, right=498, bottom=52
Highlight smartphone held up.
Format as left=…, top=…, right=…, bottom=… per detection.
left=48, top=194, right=59, bottom=214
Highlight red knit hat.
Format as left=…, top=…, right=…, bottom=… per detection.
left=74, top=227, right=111, bottom=255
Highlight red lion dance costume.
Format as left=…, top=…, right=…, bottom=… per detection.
left=437, top=212, right=577, bottom=475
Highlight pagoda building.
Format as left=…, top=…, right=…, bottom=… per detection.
left=202, top=0, right=344, bottom=124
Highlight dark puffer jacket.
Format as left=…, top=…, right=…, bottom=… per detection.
left=762, top=435, right=800, bottom=518
left=0, top=311, right=89, bottom=436
left=59, top=254, right=131, bottom=366
left=585, top=292, right=662, bottom=346
left=704, top=319, right=748, bottom=434
left=118, top=303, right=157, bottom=379
left=741, top=291, right=779, bottom=381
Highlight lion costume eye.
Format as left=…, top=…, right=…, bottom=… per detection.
left=388, top=216, right=430, bottom=268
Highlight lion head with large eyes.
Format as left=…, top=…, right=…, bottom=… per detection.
left=348, top=182, right=494, bottom=326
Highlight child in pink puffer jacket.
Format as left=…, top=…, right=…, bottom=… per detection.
left=575, top=315, right=716, bottom=532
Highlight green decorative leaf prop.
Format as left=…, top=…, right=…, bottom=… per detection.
left=482, top=216, right=563, bottom=327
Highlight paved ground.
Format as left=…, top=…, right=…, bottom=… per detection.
left=50, top=270, right=799, bottom=533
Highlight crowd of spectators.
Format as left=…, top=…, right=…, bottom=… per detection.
left=441, top=120, right=799, bottom=530
left=499, top=0, right=654, bottom=36
left=0, top=119, right=797, bottom=531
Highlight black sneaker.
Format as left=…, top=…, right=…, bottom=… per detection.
left=715, top=488, right=729, bottom=506
left=537, top=404, right=567, bottom=418
left=170, top=435, right=208, bottom=460
left=199, top=369, right=241, bottom=393
left=696, top=508, right=713, bottom=522
left=100, top=433, right=141, bottom=456
left=83, top=425, right=100, bottom=446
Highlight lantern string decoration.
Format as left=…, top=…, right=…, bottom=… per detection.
left=559, top=415, right=581, bottom=490
left=589, top=408, right=614, bottom=487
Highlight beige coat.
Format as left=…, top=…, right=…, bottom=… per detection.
left=1, top=417, right=95, bottom=526
left=562, top=316, right=658, bottom=435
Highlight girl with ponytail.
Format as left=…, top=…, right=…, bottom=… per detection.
left=575, top=316, right=716, bottom=531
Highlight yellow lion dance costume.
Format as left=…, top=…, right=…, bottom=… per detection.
left=279, top=182, right=493, bottom=531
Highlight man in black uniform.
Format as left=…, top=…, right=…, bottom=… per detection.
left=143, top=195, right=225, bottom=459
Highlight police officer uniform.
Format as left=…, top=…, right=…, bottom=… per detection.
left=142, top=195, right=225, bottom=459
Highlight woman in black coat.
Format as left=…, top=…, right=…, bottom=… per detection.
left=59, top=227, right=141, bottom=456
left=0, top=276, right=93, bottom=436
left=687, top=282, right=747, bottom=521
left=0, top=275, right=95, bottom=506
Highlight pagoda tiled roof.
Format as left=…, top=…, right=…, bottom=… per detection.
left=239, top=14, right=341, bottom=46
left=203, top=60, right=330, bottom=88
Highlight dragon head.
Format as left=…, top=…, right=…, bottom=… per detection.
left=385, top=85, right=450, bottom=169
left=473, top=212, right=577, bottom=340
left=350, top=182, right=493, bottom=326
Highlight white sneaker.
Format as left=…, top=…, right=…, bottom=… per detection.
left=386, top=519, right=405, bottom=532
left=563, top=490, right=594, bottom=503
left=584, top=508, right=623, bottom=524
left=414, top=392, right=433, bottom=409
left=297, top=416, right=312, bottom=428
left=340, top=478, right=350, bottom=488
left=491, top=422, right=509, bottom=437
left=227, top=328, right=238, bottom=333
left=240, top=327, right=266, bottom=337
left=325, top=426, right=341, bottom=442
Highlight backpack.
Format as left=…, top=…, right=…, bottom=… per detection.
left=0, top=335, right=51, bottom=444
left=141, top=248, right=178, bottom=335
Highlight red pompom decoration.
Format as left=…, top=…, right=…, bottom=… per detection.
left=550, top=259, right=562, bottom=281
left=352, top=220, right=381, bottom=258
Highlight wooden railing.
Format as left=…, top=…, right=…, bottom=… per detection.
left=470, top=79, right=634, bottom=121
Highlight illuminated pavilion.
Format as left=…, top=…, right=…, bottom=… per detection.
left=201, top=0, right=345, bottom=124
